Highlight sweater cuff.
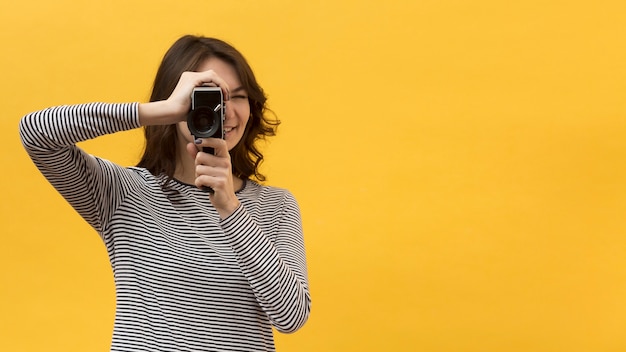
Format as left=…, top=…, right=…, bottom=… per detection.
left=219, top=203, right=245, bottom=228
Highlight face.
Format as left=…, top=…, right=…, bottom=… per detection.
left=177, top=57, right=250, bottom=151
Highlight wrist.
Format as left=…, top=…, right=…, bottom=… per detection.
left=216, top=199, right=241, bottom=220
left=138, top=101, right=185, bottom=126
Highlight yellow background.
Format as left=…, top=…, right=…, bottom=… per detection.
left=2, top=0, right=626, bottom=351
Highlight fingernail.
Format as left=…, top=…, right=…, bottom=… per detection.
left=194, top=138, right=202, bottom=144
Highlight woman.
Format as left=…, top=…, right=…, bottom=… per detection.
left=19, top=35, right=310, bottom=352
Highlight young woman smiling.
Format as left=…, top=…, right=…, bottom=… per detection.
left=20, top=35, right=311, bottom=352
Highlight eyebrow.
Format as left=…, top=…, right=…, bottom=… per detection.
left=231, top=86, right=247, bottom=93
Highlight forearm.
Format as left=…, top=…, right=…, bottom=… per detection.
left=138, top=100, right=185, bottom=126
left=20, top=102, right=140, bottom=151
left=220, top=203, right=311, bottom=333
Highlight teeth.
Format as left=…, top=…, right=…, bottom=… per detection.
left=224, top=127, right=233, bottom=132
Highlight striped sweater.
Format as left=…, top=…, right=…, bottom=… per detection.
left=19, top=103, right=311, bottom=351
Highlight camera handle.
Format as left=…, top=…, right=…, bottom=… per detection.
left=201, top=146, right=215, bottom=194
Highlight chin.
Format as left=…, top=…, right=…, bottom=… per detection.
left=225, top=133, right=243, bottom=147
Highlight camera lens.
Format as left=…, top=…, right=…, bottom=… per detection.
left=195, top=112, right=213, bottom=133
left=187, top=106, right=220, bottom=138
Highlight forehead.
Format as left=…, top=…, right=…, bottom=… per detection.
left=196, top=57, right=242, bottom=87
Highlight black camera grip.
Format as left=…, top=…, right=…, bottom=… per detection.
left=201, top=147, right=215, bottom=194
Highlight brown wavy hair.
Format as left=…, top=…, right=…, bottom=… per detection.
left=136, top=35, right=279, bottom=182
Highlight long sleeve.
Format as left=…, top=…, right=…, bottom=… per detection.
left=19, top=101, right=312, bottom=347
left=220, top=191, right=311, bottom=333
left=18, top=102, right=141, bottom=233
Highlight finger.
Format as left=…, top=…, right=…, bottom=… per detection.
left=194, top=138, right=229, bottom=158
left=194, top=146, right=231, bottom=176
left=194, top=174, right=217, bottom=191
left=195, top=173, right=228, bottom=192
left=195, top=152, right=231, bottom=172
left=196, top=70, right=230, bottom=101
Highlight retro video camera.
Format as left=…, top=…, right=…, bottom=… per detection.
left=187, top=86, right=225, bottom=151
left=187, top=87, right=225, bottom=193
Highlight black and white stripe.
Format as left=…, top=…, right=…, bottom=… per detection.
left=19, top=103, right=311, bottom=352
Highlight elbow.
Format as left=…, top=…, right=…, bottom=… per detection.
left=18, top=112, right=56, bottom=153
left=18, top=115, right=31, bottom=146
left=18, top=113, right=39, bottom=151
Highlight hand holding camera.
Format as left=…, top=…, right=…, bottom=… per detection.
left=138, top=69, right=230, bottom=126
left=187, top=131, right=240, bottom=217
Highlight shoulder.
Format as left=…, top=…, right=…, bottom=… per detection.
left=240, top=180, right=301, bottom=214
left=127, top=166, right=158, bottom=180
left=243, top=180, right=295, bottom=201
left=120, top=166, right=164, bottom=190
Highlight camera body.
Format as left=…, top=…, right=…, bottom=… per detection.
left=186, top=87, right=224, bottom=194
left=187, top=86, right=224, bottom=141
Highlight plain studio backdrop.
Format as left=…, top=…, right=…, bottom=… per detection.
left=1, top=1, right=626, bottom=351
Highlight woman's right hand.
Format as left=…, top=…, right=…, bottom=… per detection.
left=138, top=70, right=231, bottom=126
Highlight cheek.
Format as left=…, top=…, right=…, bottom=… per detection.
left=242, top=109, right=251, bottom=126
left=231, top=103, right=250, bottom=130
left=240, top=102, right=251, bottom=124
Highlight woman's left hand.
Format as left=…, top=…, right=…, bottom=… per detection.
left=186, top=138, right=240, bottom=218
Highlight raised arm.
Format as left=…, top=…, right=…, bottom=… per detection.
left=18, top=69, right=231, bottom=232
left=19, top=103, right=141, bottom=233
